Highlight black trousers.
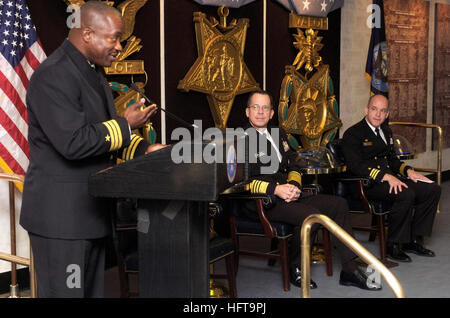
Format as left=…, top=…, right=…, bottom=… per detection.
left=29, top=233, right=106, bottom=298
left=366, top=179, right=441, bottom=244
left=264, top=194, right=357, bottom=268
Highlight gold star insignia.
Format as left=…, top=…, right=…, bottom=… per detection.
left=178, top=7, right=260, bottom=129
left=105, top=135, right=111, bottom=142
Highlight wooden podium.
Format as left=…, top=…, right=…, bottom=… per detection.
left=89, top=139, right=245, bottom=297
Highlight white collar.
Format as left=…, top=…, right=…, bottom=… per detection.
left=256, top=128, right=282, bottom=163
left=87, top=60, right=96, bottom=69
left=365, top=118, right=387, bottom=143
left=256, top=128, right=268, bottom=134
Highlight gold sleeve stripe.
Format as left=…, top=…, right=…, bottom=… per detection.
left=399, top=163, right=407, bottom=176
left=369, top=168, right=380, bottom=180
left=125, top=135, right=144, bottom=160
left=109, top=120, right=123, bottom=150
left=108, top=121, right=119, bottom=150
left=102, top=121, right=116, bottom=151
left=287, top=171, right=302, bottom=186
left=249, top=180, right=269, bottom=194
left=122, top=134, right=144, bottom=160
left=124, top=136, right=138, bottom=160
left=103, top=120, right=123, bottom=151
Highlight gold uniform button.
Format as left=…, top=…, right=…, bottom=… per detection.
left=374, top=156, right=377, bottom=160
left=377, top=165, right=380, bottom=169
left=387, top=165, right=390, bottom=168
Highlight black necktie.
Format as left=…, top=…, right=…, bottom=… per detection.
left=375, top=128, right=386, bottom=144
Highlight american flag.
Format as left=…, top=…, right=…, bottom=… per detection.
left=0, top=0, right=46, bottom=186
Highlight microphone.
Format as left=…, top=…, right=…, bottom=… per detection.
left=130, top=83, right=199, bottom=130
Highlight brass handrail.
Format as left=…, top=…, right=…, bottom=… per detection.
left=0, top=173, right=37, bottom=298
left=300, top=214, right=405, bottom=298
left=389, top=122, right=442, bottom=213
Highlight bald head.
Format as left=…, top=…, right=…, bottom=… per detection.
left=367, top=94, right=388, bottom=109
left=69, top=1, right=124, bottom=67
left=79, top=1, right=121, bottom=29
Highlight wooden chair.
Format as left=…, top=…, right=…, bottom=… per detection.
left=225, top=191, right=333, bottom=292
left=326, top=139, right=397, bottom=267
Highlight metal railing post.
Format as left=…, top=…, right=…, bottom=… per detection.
left=0, top=173, right=36, bottom=298
left=389, top=122, right=443, bottom=213
left=300, top=214, right=405, bottom=298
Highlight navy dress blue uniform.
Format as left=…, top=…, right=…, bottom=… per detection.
left=341, top=118, right=441, bottom=245
left=20, top=40, right=149, bottom=297
left=242, top=125, right=357, bottom=269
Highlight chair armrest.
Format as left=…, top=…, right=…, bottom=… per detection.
left=334, top=176, right=372, bottom=187
left=221, top=193, right=277, bottom=238
left=221, top=192, right=276, bottom=208
left=302, top=184, right=322, bottom=195
left=333, top=176, right=374, bottom=214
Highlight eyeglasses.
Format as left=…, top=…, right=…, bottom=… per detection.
left=247, top=104, right=272, bottom=112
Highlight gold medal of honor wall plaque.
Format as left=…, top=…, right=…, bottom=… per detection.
left=278, top=13, right=341, bottom=150
left=178, top=6, right=260, bottom=130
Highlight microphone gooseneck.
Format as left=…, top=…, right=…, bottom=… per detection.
left=130, top=83, right=198, bottom=130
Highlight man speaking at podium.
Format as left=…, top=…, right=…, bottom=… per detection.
left=19, top=1, right=163, bottom=297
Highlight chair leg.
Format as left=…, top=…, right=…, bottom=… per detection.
left=369, top=214, right=378, bottom=242
left=225, top=254, right=237, bottom=298
left=377, top=215, right=387, bottom=260
left=322, top=228, right=333, bottom=276
left=268, top=238, right=278, bottom=266
left=279, top=239, right=290, bottom=292
left=116, top=256, right=130, bottom=298
left=229, top=217, right=240, bottom=274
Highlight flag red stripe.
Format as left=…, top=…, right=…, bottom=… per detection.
left=0, top=108, right=30, bottom=157
left=0, top=142, right=26, bottom=175
left=14, top=63, right=30, bottom=90
left=25, top=48, right=41, bottom=71
left=0, top=72, right=28, bottom=123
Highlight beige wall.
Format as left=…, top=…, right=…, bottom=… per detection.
left=339, top=0, right=450, bottom=173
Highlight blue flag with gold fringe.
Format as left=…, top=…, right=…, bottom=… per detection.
left=365, top=0, right=388, bottom=97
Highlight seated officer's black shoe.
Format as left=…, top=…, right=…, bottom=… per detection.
left=339, top=268, right=382, bottom=291
left=402, top=241, right=435, bottom=257
left=290, top=266, right=317, bottom=289
left=386, top=243, right=411, bottom=262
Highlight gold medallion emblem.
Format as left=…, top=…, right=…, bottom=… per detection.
left=178, top=6, right=260, bottom=130
left=279, top=14, right=342, bottom=150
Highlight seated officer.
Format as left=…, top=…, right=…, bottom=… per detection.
left=241, top=89, right=381, bottom=291
left=341, top=94, right=441, bottom=262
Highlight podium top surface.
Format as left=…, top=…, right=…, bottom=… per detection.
left=89, top=139, right=246, bottom=201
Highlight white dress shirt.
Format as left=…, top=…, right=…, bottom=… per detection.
left=365, top=118, right=387, bottom=144
left=258, top=128, right=283, bottom=163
